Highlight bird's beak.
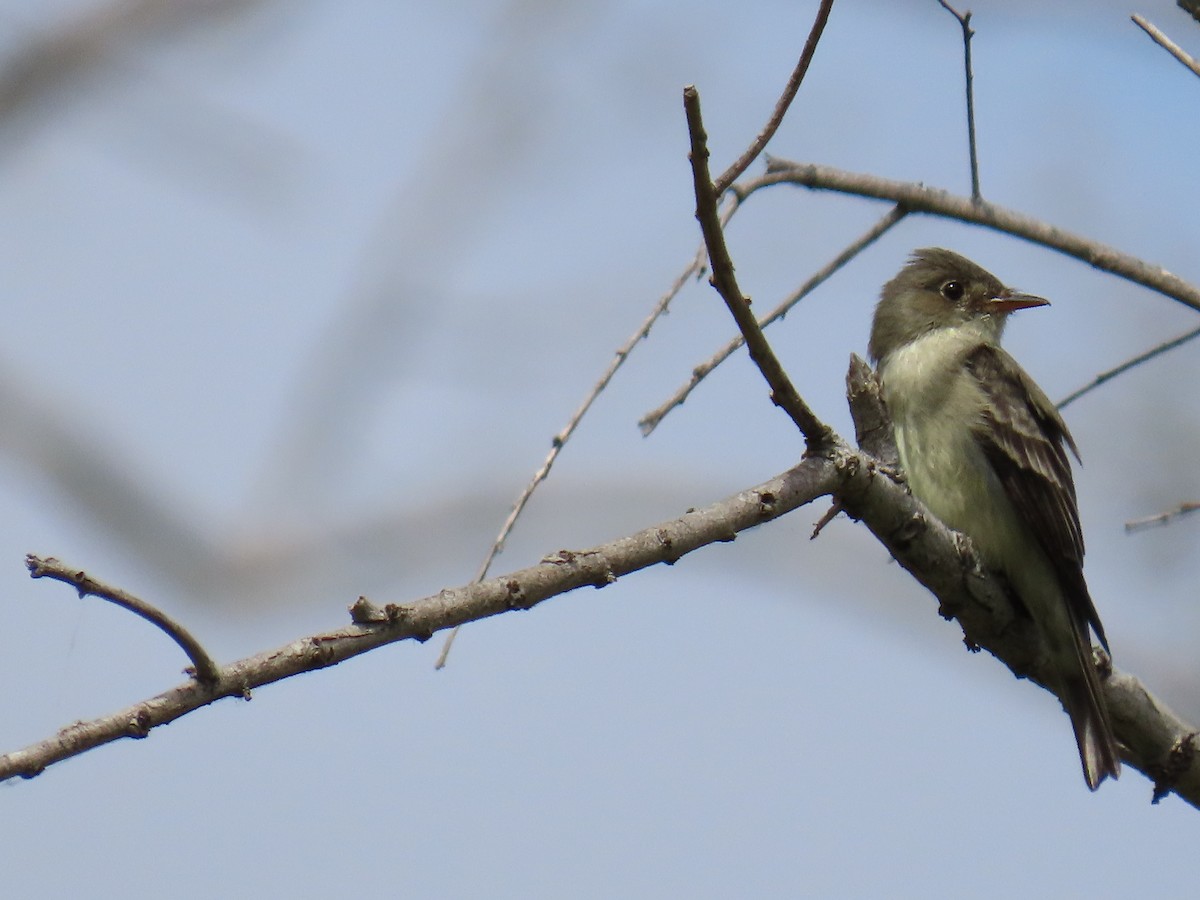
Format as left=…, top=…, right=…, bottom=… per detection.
left=988, top=290, right=1049, bottom=313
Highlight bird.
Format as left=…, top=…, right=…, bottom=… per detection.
left=867, top=247, right=1120, bottom=789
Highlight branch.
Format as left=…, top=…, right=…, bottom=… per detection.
left=1125, top=501, right=1200, bottom=532
left=26, top=555, right=220, bottom=684
left=0, top=459, right=839, bottom=780
left=712, top=0, right=835, bottom=195
left=845, top=355, right=899, bottom=467
left=683, top=86, right=832, bottom=447
left=1132, top=14, right=1200, bottom=79
left=760, top=159, right=1200, bottom=313
left=1057, top=322, right=1200, bottom=410
left=9, top=403, right=1199, bottom=804
left=937, top=1, right=981, bottom=199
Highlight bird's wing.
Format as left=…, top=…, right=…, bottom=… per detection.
left=963, top=344, right=1107, bottom=649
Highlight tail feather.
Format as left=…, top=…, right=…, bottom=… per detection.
left=1060, top=631, right=1120, bottom=790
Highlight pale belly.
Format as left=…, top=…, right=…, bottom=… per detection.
left=881, top=329, right=1029, bottom=569
left=879, top=328, right=1074, bottom=655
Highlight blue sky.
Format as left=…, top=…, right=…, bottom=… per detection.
left=1, top=1, right=1198, bottom=896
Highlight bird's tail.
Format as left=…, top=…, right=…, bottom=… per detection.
left=1059, top=629, right=1121, bottom=790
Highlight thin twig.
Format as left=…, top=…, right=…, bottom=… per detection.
left=810, top=500, right=842, bottom=538
left=684, top=86, right=831, bottom=447
left=762, top=159, right=1200, bottom=313
left=26, top=554, right=221, bottom=684
left=1057, top=323, right=1200, bottom=410
left=1125, top=502, right=1200, bottom=532
left=433, top=196, right=740, bottom=668
left=937, top=1, right=981, bottom=199
left=1132, top=14, right=1200, bottom=79
left=639, top=203, right=907, bottom=436
left=712, top=0, right=835, bottom=196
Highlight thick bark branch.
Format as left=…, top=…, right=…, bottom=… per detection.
left=0, top=459, right=838, bottom=781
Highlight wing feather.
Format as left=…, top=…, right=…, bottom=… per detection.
left=964, top=345, right=1107, bottom=650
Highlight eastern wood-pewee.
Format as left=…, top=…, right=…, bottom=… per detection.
left=868, top=247, right=1120, bottom=789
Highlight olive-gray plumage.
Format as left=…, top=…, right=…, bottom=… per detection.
left=869, top=247, right=1119, bottom=789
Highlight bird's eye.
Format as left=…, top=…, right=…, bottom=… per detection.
left=941, top=280, right=965, bottom=301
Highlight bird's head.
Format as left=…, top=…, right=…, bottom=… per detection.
left=868, top=247, right=1048, bottom=363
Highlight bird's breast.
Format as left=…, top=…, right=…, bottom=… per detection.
left=879, top=329, right=1024, bottom=564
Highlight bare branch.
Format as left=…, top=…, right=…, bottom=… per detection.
left=1125, top=502, right=1200, bottom=533
left=937, top=1, right=981, bottom=199
left=1132, top=14, right=1200, bottom=79
left=0, top=459, right=840, bottom=781
left=683, top=86, right=831, bottom=447
left=9, top=419, right=1200, bottom=804
left=639, top=203, right=907, bottom=435
left=761, top=159, right=1200, bottom=313
left=845, top=354, right=900, bottom=468
left=1057, top=323, right=1200, bottom=410
left=26, top=554, right=220, bottom=684
left=712, top=0, right=835, bottom=195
